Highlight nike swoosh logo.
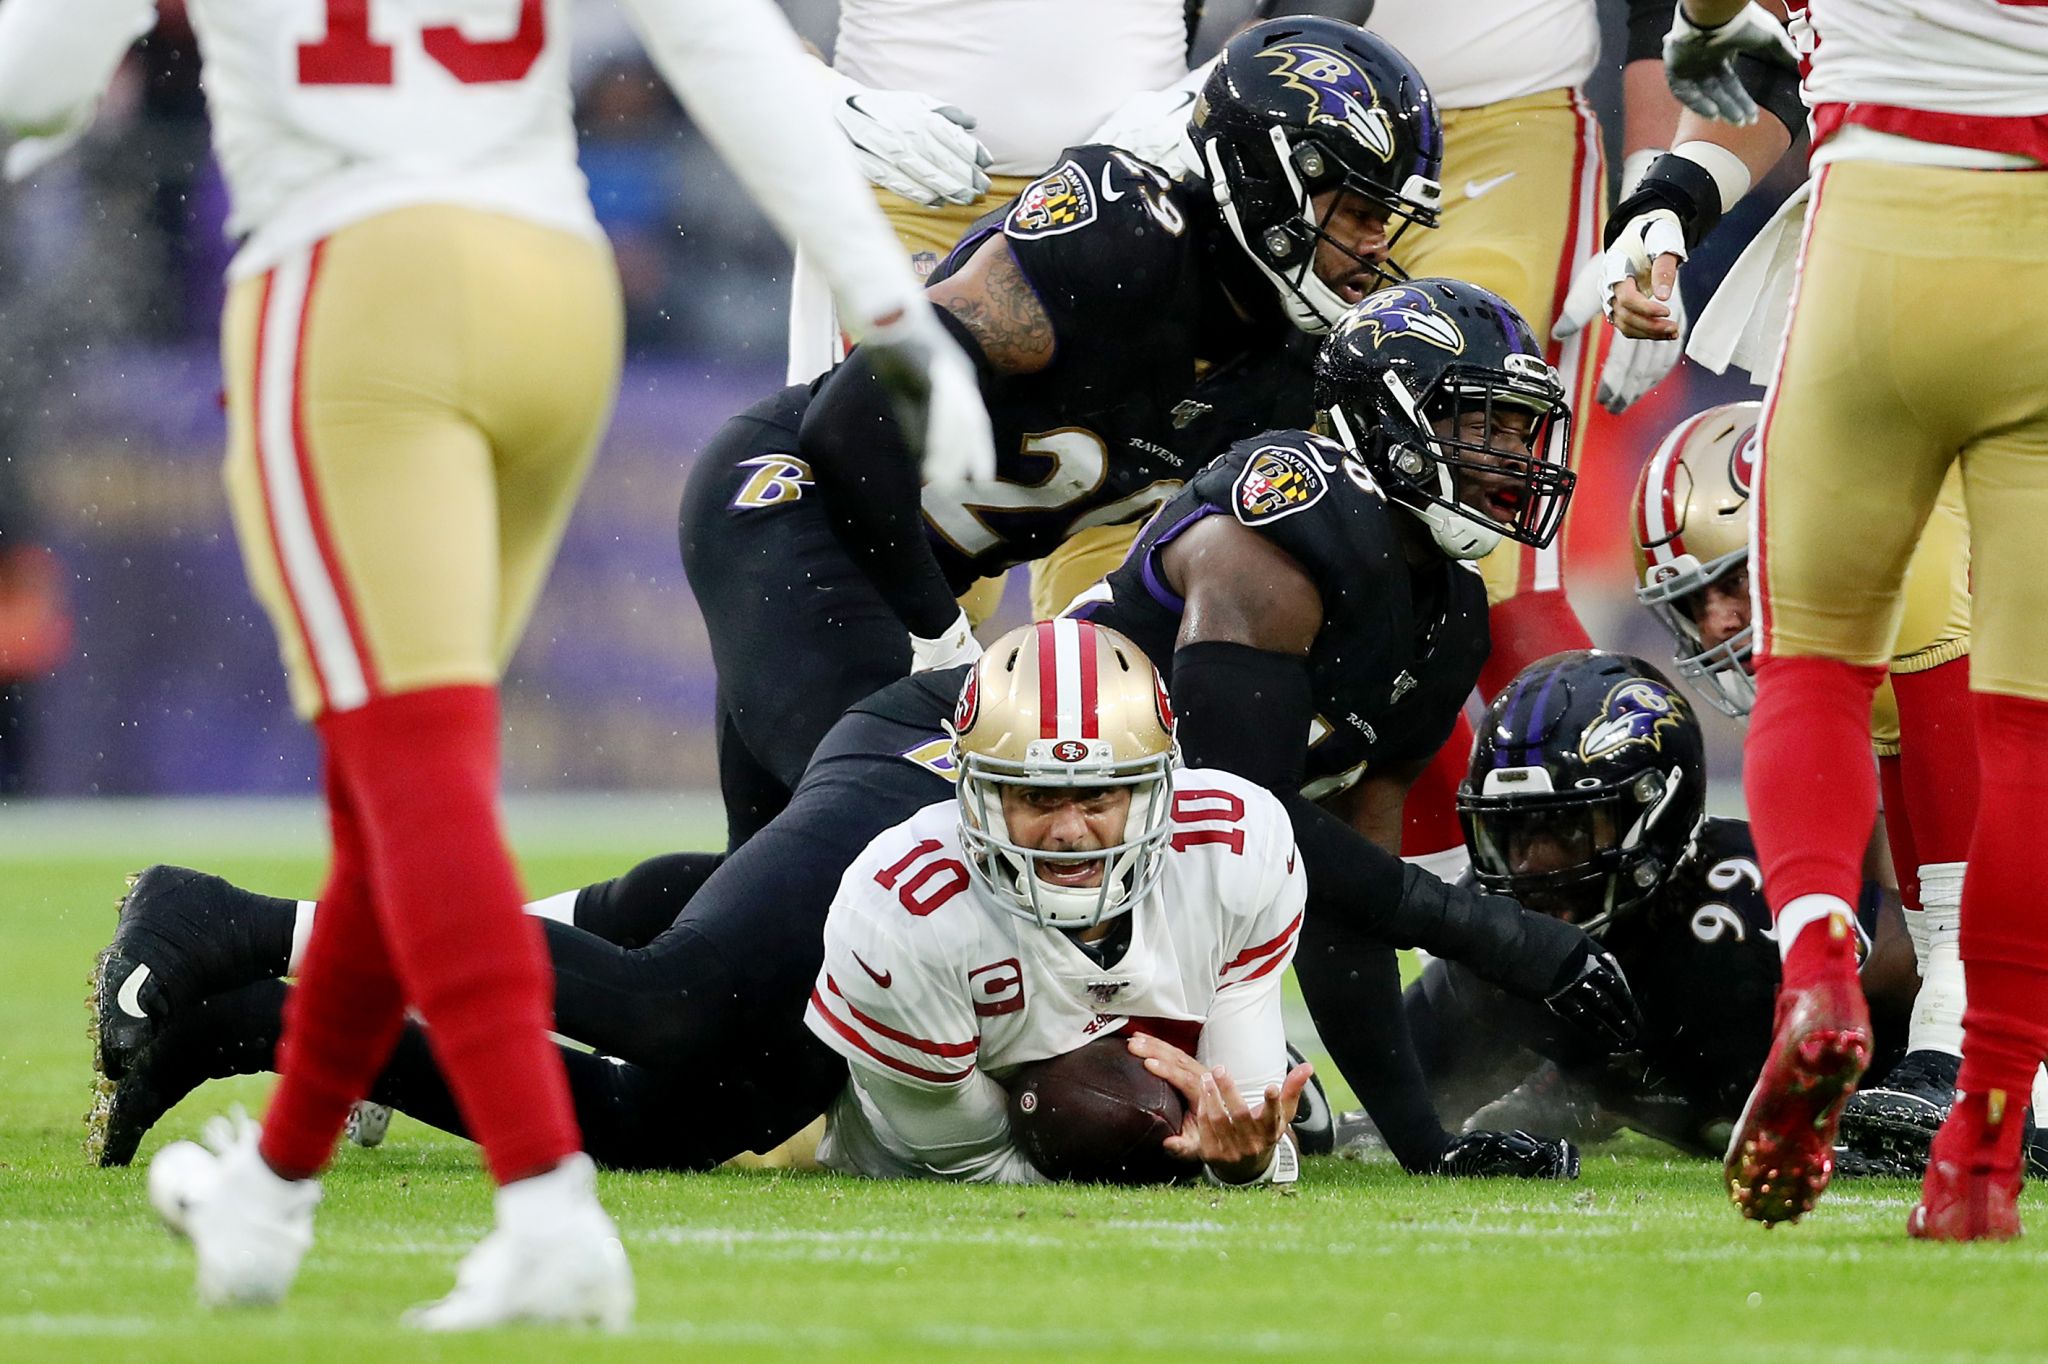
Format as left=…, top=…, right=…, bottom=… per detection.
left=1465, top=172, right=1517, bottom=200
left=1099, top=163, right=1126, bottom=203
left=116, top=962, right=153, bottom=1019
left=852, top=952, right=892, bottom=989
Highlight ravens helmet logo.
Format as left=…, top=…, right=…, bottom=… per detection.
left=1258, top=42, right=1397, bottom=162
left=1578, top=678, right=1689, bottom=763
left=1340, top=285, right=1466, bottom=354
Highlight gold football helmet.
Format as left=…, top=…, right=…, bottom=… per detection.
left=951, top=619, right=1178, bottom=929
left=1632, top=400, right=1761, bottom=717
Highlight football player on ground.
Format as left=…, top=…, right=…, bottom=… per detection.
left=0, top=0, right=994, bottom=1328
left=1399, top=650, right=1918, bottom=1158
left=1628, top=400, right=1984, bottom=1174
left=92, top=285, right=1621, bottom=1182
left=689, top=17, right=1442, bottom=848
left=96, top=626, right=1322, bottom=1187
left=1667, top=0, right=2048, bottom=1238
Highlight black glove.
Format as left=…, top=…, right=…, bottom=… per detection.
left=1434, top=1129, right=1581, bottom=1180
left=1545, top=946, right=1644, bottom=1053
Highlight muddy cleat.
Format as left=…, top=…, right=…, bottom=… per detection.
left=1724, top=974, right=1873, bottom=1225
left=345, top=1102, right=392, bottom=1149
left=403, top=1154, right=633, bottom=1332
left=91, top=866, right=294, bottom=1083
left=149, top=1109, right=320, bottom=1307
left=1908, top=1088, right=2025, bottom=1242
left=86, top=1039, right=208, bottom=1169
left=1837, top=1049, right=1961, bottom=1175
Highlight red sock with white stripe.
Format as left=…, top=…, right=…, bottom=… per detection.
left=1744, top=655, right=1885, bottom=992
left=1478, top=590, right=1593, bottom=701
left=1957, top=692, right=2048, bottom=1100
left=324, top=684, right=580, bottom=1185
left=261, top=752, right=408, bottom=1180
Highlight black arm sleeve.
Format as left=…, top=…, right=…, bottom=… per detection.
left=1170, top=641, right=1314, bottom=791
left=1734, top=50, right=1807, bottom=138
left=1604, top=151, right=1726, bottom=251
left=1626, top=0, right=1676, bottom=65
left=796, top=308, right=991, bottom=639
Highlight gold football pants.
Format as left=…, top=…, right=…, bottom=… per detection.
left=1759, top=160, right=2044, bottom=700
left=222, top=206, right=623, bottom=720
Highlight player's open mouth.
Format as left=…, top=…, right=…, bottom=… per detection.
left=1036, top=855, right=1106, bottom=888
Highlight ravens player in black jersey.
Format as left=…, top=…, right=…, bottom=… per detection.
left=1398, top=650, right=1921, bottom=1160
left=688, top=16, right=1435, bottom=846
left=88, top=284, right=1628, bottom=1180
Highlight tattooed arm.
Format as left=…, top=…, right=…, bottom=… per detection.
left=796, top=231, right=1055, bottom=637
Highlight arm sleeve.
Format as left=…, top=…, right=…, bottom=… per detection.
left=0, top=0, right=153, bottom=139
left=618, top=0, right=927, bottom=335
left=796, top=307, right=989, bottom=638
left=1200, top=811, right=1305, bottom=1101
left=1626, top=0, right=1678, bottom=65
left=843, top=1067, right=1049, bottom=1184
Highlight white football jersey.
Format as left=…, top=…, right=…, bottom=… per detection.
left=805, top=767, right=1304, bottom=1180
left=1807, top=0, right=2048, bottom=121
left=1367, top=0, right=1597, bottom=110
left=183, top=0, right=597, bottom=279
left=832, top=0, right=1188, bottom=175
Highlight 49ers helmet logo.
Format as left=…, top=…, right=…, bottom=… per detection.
left=1729, top=426, right=1759, bottom=497
left=954, top=670, right=980, bottom=734
left=1154, top=670, right=1175, bottom=731
left=1051, top=740, right=1089, bottom=763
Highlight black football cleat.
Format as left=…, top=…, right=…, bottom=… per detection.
left=86, top=981, right=288, bottom=1168
left=91, top=866, right=291, bottom=1083
left=1836, top=1048, right=1960, bottom=1176
left=1286, top=1043, right=1334, bottom=1156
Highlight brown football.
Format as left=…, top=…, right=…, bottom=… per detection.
left=1005, top=1036, right=1200, bottom=1185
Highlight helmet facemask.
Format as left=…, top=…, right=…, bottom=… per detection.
left=1639, top=549, right=1756, bottom=718
left=1201, top=127, right=1438, bottom=334
left=1325, top=356, right=1575, bottom=560
left=1460, top=763, right=1694, bottom=932
left=955, top=741, right=1175, bottom=932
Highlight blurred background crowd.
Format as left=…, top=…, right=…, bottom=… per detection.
left=0, top=0, right=1793, bottom=799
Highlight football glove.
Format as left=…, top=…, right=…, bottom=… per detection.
left=1545, top=947, right=1644, bottom=1054
left=909, top=608, right=983, bottom=672
left=819, top=68, right=992, bottom=208
left=1433, top=1129, right=1582, bottom=1180
left=862, top=301, right=998, bottom=487
left=1551, top=151, right=1685, bottom=413
left=1663, top=2, right=1798, bottom=127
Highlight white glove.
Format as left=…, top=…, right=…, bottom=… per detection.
left=910, top=609, right=983, bottom=672
left=861, top=301, right=999, bottom=487
left=819, top=67, right=992, bottom=208
left=1088, top=87, right=1200, bottom=180
left=1550, top=152, right=1687, bottom=413
left=1663, top=2, right=1799, bottom=127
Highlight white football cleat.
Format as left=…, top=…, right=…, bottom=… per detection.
left=404, top=1154, right=632, bottom=1333
left=147, top=1109, right=319, bottom=1308
left=345, top=1101, right=392, bottom=1149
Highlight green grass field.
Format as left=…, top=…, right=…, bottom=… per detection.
left=4, top=817, right=2045, bottom=1363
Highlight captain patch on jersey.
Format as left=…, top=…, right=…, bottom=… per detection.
left=1007, top=160, right=1098, bottom=239
left=1233, top=444, right=1329, bottom=525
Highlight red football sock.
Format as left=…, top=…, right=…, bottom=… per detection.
left=1479, top=589, right=1593, bottom=701
left=261, top=750, right=407, bottom=1180
left=1401, top=711, right=1473, bottom=859
left=1877, top=754, right=1921, bottom=912
left=324, top=685, right=580, bottom=1185
left=1746, top=655, right=1886, bottom=989
left=1956, top=691, right=2048, bottom=1099
left=1890, top=656, right=1981, bottom=867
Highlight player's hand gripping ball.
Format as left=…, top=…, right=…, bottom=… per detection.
left=1006, top=1037, right=1202, bottom=1184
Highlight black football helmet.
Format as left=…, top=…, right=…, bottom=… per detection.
left=1187, top=17, right=1442, bottom=333
left=1316, top=279, right=1575, bottom=559
left=1459, top=651, right=1706, bottom=930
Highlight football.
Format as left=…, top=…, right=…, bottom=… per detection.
left=1004, top=1036, right=1200, bottom=1185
